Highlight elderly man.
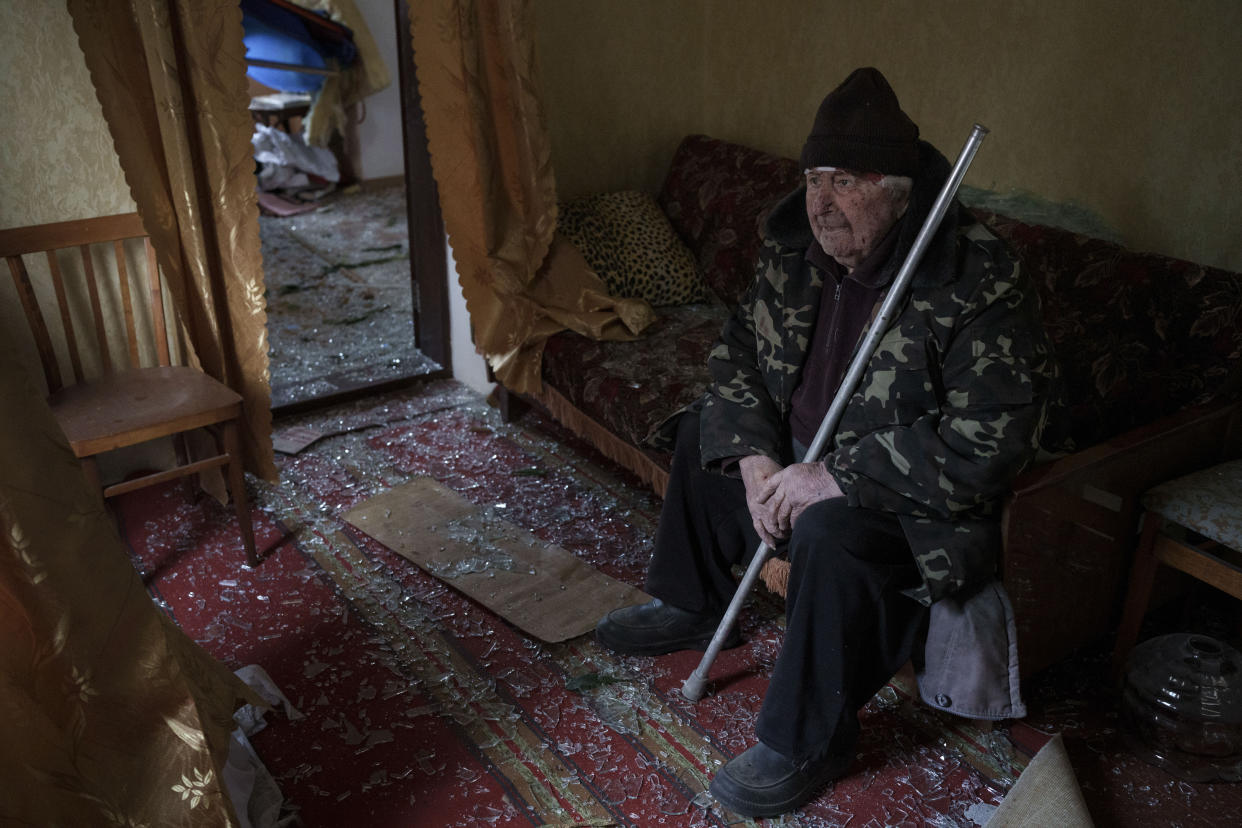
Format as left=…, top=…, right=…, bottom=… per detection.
left=594, top=67, right=1058, bottom=818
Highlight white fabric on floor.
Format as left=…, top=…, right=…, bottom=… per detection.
left=253, top=122, right=339, bottom=191
left=224, top=665, right=304, bottom=828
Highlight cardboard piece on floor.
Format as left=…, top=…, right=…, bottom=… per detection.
left=272, top=425, right=327, bottom=455
left=273, top=401, right=460, bottom=455
left=988, top=733, right=1094, bottom=826
left=342, top=476, right=649, bottom=643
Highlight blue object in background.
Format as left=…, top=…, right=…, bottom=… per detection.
left=242, top=0, right=355, bottom=94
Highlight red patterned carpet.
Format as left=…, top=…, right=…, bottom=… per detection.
left=114, top=378, right=1240, bottom=826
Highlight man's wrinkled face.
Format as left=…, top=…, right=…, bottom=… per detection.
left=805, top=168, right=908, bottom=270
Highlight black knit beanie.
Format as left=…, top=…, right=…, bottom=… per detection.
left=799, top=67, right=920, bottom=176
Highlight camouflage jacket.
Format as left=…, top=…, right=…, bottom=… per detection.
left=691, top=144, right=1058, bottom=605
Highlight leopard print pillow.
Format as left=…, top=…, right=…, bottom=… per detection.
left=558, top=191, right=706, bottom=306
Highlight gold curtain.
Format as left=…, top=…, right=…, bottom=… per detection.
left=407, top=0, right=654, bottom=394
left=0, top=332, right=259, bottom=825
left=67, top=0, right=276, bottom=481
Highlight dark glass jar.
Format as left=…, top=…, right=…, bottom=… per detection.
left=1120, top=633, right=1242, bottom=782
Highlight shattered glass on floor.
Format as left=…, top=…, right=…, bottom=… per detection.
left=115, top=378, right=1242, bottom=827
left=260, top=183, right=439, bottom=408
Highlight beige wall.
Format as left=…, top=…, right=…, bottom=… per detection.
left=0, top=1, right=135, bottom=228
left=1, top=0, right=137, bottom=372
left=537, top=0, right=1242, bottom=272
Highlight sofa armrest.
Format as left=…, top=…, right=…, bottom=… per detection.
left=1011, top=400, right=1242, bottom=495
left=1001, top=399, right=1242, bottom=675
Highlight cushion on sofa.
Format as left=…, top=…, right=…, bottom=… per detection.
left=657, top=134, right=803, bottom=306
left=558, top=190, right=706, bottom=306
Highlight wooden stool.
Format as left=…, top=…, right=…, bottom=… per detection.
left=1112, top=459, right=1242, bottom=678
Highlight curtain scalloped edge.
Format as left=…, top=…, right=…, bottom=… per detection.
left=407, top=0, right=559, bottom=382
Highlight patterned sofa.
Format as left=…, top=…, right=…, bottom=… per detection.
left=519, top=134, right=1242, bottom=675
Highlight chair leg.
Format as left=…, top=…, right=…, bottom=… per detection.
left=80, top=455, right=104, bottom=497
left=1111, top=511, right=1165, bottom=681
left=221, top=420, right=259, bottom=567
left=173, top=432, right=198, bottom=501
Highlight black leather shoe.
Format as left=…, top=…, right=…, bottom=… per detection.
left=594, top=598, right=741, bottom=656
left=709, top=741, right=851, bottom=818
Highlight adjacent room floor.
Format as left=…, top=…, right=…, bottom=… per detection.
left=113, top=376, right=1242, bottom=827
left=259, top=182, right=440, bottom=409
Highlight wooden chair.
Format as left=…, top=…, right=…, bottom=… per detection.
left=1111, top=459, right=1242, bottom=679
left=1, top=213, right=259, bottom=566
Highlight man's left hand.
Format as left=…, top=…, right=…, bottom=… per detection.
left=757, top=462, right=845, bottom=536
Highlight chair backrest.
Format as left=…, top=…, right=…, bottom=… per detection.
left=0, top=213, right=178, bottom=394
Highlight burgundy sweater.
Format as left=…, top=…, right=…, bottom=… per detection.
left=788, top=229, right=897, bottom=450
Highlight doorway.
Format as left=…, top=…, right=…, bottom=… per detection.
left=246, top=0, right=450, bottom=414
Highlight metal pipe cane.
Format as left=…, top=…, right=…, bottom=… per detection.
left=680, top=123, right=990, bottom=702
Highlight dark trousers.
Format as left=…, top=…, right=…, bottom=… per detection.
left=645, top=413, right=929, bottom=762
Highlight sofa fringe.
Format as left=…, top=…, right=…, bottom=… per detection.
left=528, top=383, right=671, bottom=499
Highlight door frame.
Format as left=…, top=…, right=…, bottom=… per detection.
left=395, top=0, right=451, bottom=374
left=269, top=3, right=451, bottom=416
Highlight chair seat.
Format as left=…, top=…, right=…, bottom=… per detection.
left=49, top=366, right=243, bottom=457
left=1141, top=459, right=1242, bottom=552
